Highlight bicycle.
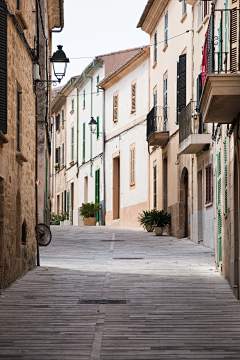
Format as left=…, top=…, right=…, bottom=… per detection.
left=36, top=223, right=52, bottom=246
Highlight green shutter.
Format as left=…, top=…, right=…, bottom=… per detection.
left=71, top=126, right=74, bottom=161
left=217, top=150, right=222, bottom=265
left=0, top=2, right=7, bottom=134
left=225, top=2, right=227, bottom=53
left=83, top=89, right=85, bottom=108
left=218, top=19, right=222, bottom=72
left=224, top=139, right=227, bottom=215
left=97, top=116, right=99, bottom=139
left=95, top=169, right=100, bottom=222
left=97, top=75, right=99, bottom=93
left=67, top=191, right=70, bottom=213
left=72, top=99, right=74, bottom=110
left=83, top=123, right=85, bottom=162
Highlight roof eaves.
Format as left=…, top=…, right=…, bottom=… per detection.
left=137, top=0, right=155, bottom=29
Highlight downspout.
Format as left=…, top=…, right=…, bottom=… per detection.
left=51, top=0, right=64, bottom=33
left=93, top=59, right=103, bottom=69
left=83, top=71, right=93, bottom=177
left=70, top=79, right=79, bottom=178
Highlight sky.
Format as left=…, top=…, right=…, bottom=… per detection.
left=52, top=0, right=150, bottom=86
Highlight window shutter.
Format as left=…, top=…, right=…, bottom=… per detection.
left=177, top=54, right=186, bottom=117
left=154, top=32, right=157, bottom=63
left=62, top=143, right=64, bottom=166
left=164, top=77, right=168, bottom=130
left=97, top=116, right=99, bottom=139
left=0, top=2, right=7, bottom=134
left=97, top=75, right=99, bottom=93
left=224, top=139, right=227, bottom=214
left=131, top=84, right=136, bottom=113
left=67, top=191, right=70, bottom=213
left=165, top=12, right=168, bottom=45
left=16, top=0, right=20, bottom=10
left=17, top=87, right=21, bottom=151
left=132, top=149, right=135, bottom=184
left=83, top=123, right=85, bottom=162
left=113, top=95, right=118, bottom=122
left=62, top=109, right=64, bottom=126
left=154, top=165, right=157, bottom=208
left=58, top=146, right=61, bottom=167
left=83, top=89, right=85, bottom=108
left=71, top=127, right=74, bottom=161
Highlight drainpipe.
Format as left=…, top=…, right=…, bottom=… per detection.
left=93, top=59, right=103, bottom=69
left=83, top=71, right=93, bottom=177
left=70, top=79, right=79, bottom=178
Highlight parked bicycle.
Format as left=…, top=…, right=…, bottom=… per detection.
left=36, top=223, right=52, bottom=246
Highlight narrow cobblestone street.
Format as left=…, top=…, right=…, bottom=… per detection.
left=1, top=226, right=240, bottom=359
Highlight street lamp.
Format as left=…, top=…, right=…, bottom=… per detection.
left=50, top=45, right=69, bottom=83
left=88, top=116, right=98, bottom=133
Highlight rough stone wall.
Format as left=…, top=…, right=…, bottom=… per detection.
left=0, top=0, right=36, bottom=289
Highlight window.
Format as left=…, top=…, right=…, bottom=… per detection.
left=203, top=1, right=209, bottom=19
left=62, top=109, right=64, bottom=126
left=62, top=143, right=64, bottom=166
left=83, top=89, right=85, bottom=108
left=154, top=164, right=157, bottom=208
left=154, top=31, right=157, bottom=63
left=83, top=123, right=85, bottom=162
left=97, top=116, right=99, bottom=139
left=113, top=95, right=118, bottom=122
left=130, top=148, right=135, bottom=186
left=16, top=0, right=20, bottom=10
left=164, top=76, right=168, bottom=131
left=55, top=146, right=60, bottom=166
left=177, top=53, right=186, bottom=124
left=131, top=83, right=136, bottom=113
left=22, top=220, right=26, bottom=245
left=198, top=3, right=202, bottom=28
left=71, top=126, right=74, bottom=162
left=64, top=190, right=67, bottom=213
left=206, top=164, right=212, bottom=204
left=17, top=86, right=21, bottom=152
left=153, top=90, right=157, bottom=107
left=97, top=75, right=99, bottom=93
left=224, top=139, right=227, bottom=215
left=0, top=2, right=7, bottom=134
left=165, top=11, right=168, bottom=45
left=72, top=98, right=74, bottom=110
left=183, top=0, right=187, bottom=16
left=56, top=114, right=60, bottom=131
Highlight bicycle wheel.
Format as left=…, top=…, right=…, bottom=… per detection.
left=38, top=223, right=52, bottom=246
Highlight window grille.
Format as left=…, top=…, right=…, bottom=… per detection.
left=131, top=84, right=136, bottom=113
left=206, top=163, right=212, bottom=204
left=113, top=95, right=118, bottom=122
left=130, top=149, right=135, bottom=186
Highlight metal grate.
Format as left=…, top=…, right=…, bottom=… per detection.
left=78, top=300, right=126, bottom=304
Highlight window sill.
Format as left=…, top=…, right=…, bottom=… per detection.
left=70, top=109, right=74, bottom=115
left=205, top=202, right=213, bottom=208
left=203, top=14, right=209, bottom=25
left=83, top=107, right=85, bottom=110
left=163, top=43, right=168, bottom=53
left=15, top=10, right=28, bottom=30
left=16, top=152, right=28, bottom=165
left=57, top=129, right=60, bottom=134
left=152, top=62, right=157, bottom=69
left=196, top=24, right=203, bottom=34
left=130, top=183, right=136, bottom=190
left=69, top=160, right=74, bottom=167
left=181, top=12, right=187, bottom=24
left=0, top=131, right=8, bottom=147
left=61, top=125, right=64, bottom=130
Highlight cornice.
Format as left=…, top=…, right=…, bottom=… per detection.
left=140, top=0, right=169, bottom=35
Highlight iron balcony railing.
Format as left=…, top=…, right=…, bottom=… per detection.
left=206, top=6, right=240, bottom=74
left=179, top=101, right=204, bottom=144
left=146, top=106, right=168, bottom=139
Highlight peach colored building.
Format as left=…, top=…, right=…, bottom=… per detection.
left=99, top=48, right=150, bottom=227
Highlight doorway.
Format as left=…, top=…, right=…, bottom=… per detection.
left=180, top=167, right=189, bottom=238
left=95, top=169, right=100, bottom=223
left=197, top=170, right=203, bottom=242
left=234, top=155, right=239, bottom=298
left=113, top=156, right=120, bottom=220
left=84, top=176, right=88, bottom=203
left=71, top=182, right=74, bottom=225
left=163, top=157, right=168, bottom=211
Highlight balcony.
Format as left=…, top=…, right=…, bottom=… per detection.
left=178, top=101, right=211, bottom=155
left=146, top=106, right=169, bottom=147
left=200, top=8, right=240, bottom=124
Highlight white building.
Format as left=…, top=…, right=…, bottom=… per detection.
left=98, top=48, right=150, bottom=227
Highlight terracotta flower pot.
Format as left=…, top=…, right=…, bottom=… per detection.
left=146, top=225, right=154, bottom=232
left=155, top=227, right=163, bottom=236
left=83, top=217, right=96, bottom=226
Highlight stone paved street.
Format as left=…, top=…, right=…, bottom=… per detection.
left=1, top=226, right=240, bottom=359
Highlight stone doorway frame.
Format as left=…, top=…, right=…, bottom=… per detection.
left=179, top=167, right=189, bottom=238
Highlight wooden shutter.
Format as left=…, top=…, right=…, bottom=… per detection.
left=206, top=164, right=212, bottom=204
left=0, top=2, right=7, bottom=134
left=62, top=143, right=64, bottom=166
left=217, top=151, right=222, bottom=264
left=131, top=84, right=136, bottom=113
left=62, top=109, right=64, bottom=126
left=113, top=95, right=118, bottom=122
left=230, top=4, right=239, bottom=72
left=83, top=123, right=85, bottom=162
left=164, top=77, right=168, bottom=130
left=71, top=126, right=74, bottom=161
left=154, top=32, right=157, bottom=62
left=178, top=54, right=186, bottom=117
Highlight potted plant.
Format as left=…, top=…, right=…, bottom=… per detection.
left=50, top=212, right=61, bottom=225
left=138, top=210, right=155, bottom=232
left=151, top=209, right=171, bottom=236
left=79, top=202, right=101, bottom=226
left=63, top=211, right=71, bottom=226
left=54, top=163, right=59, bottom=173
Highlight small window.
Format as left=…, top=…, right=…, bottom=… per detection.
left=130, top=148, right=135, bottom=186
left=198, top=3, right=202, bottom=27
left=71, top=126, right=74, bottom=161
left=131, top=84, right=136, bottom=113
left=97, top=75, right=99, bottom=93
left=16, top=0, right=20, bottom=10
left=165, top=12, right=168, bottom=45
left=62, top=109, right=64, bottom=126
left=183, top=0, right=187, bottom=16
left=83, top=89, right=85, bottom=108
left=154, top=31, right=157, bottom=63
left=72, top=98, right=74, bottom=110
left=17, top=86, right=21, bottom=152
left=113, top=95, right=118, bottom=122
left=206, top=164, right=212, bottom=204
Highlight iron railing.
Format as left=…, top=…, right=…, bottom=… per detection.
left=146, top=106, right=167, bottom=139
left=179, top=101, right=204, bottom=144
left=206, top=6, right=240, bottom=74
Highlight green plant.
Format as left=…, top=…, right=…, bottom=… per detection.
left=50, top=212, right=61, bottom=225
left=54, top=163, right=59, bottom=172
left=138, top=210, right=155, bottom=230
left=79, top=202, right=101, bottom=219
left=151, top=209, right=171, bottom=229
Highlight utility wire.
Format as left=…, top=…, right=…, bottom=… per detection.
left=68, top=30, right=192, bottom=60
